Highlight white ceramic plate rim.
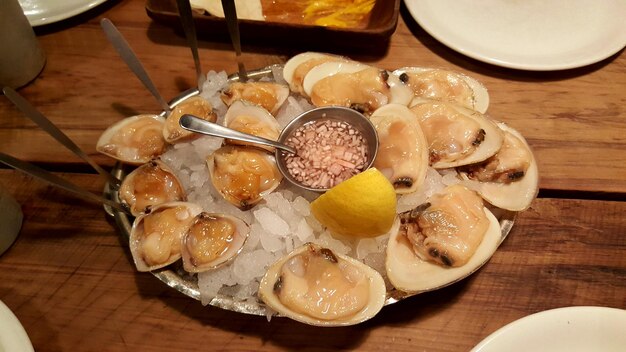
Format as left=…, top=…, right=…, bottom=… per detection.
left=19, top=0, right=108, bottom=27
left=0, top=300, right=34, bottom=352
left=471, top=306, right=626, bottom=352
left=404, top=0, right=626, bottom=71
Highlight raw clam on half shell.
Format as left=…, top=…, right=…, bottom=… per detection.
left=163, top=96, right=217, bottom=143
left=129, top=202, right=203, bottom=272
left=370, top=104, right=429, bottom=194
left=386, top=184, right=501, bottom=293
left=221, top=81, right=289, bottom=115
left=207, top=145, right=282, bottom=210
left=303, top=61, right=412, bottom=114
left=96, top=114, right=167, bottom=165
left=458, top=122, right=539, bottom=211
left=258, top=243, right=386, bottom=326
left=394, top=67, right=489, bottom=113
left=118, top=159, right=186, bottom=216
left=181, top=212, right=249, bottom=273
left=223, top=100, right=280, bottom=151
left=410, top=99, right=503, bottom=168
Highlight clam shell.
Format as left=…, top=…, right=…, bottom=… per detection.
left=370, top=104, right=429, bottom=194
left=118, top=159, right=186, bottom=216
left=282, top=52, right=347, bottom=95
left=181, top=212, right=249, bottom=273
left=410, top=98, right=504, bottom=168
left=223, top=100, right=280, bottom=151
left=163, top=96, right=217, bottom=143
left=207, top=145, right=282, bottom=210
left=385, top=200, right=501, bottom=293
left=129, top=202, right=203, bottom=272
left=221, top=82, right=289, bottom=115
left=96, top=114, right=167, bottom=165
left=459, top=122, right=539, bottom=211
left=258, top=243, right=386, bottom=326
left=394, top=67, right=490, bottom=113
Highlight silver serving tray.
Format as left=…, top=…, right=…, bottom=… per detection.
left=103, top=66, right=516, bottom=316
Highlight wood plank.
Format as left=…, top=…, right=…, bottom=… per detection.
left=0, top=170, right=624, bottom=351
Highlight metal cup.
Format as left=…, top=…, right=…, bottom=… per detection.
left=0, top=0, right=46, bottom=89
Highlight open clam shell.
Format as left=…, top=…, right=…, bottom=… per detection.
left=410, top=98, right=504, bottom=169
left=96, top=114, right=167, bottom=165
left=394, top=67, right=490, bottom=113
left=303, top=61, right=407, bottom=114
left=163, top=96, right=217, bottom=143
left=118, top=159, right=186, bottom=216
left=221, top=81, right=289, bottom=115
left=282, top=52, right=347, bottom=96
left=258, top=243, right=386, bottom=326
left=207, top=145, right=282, bottom=210
left=181, top=212, right=249, bottom=273
left=223, top=100, right=281, bottom=151
left=386, top=185, right=502, bottom=293
left=458, top=122, right=539, bottom=211
left=129, top=202, right=203, bottom=272
left=370, top=104, right=429, bottom=194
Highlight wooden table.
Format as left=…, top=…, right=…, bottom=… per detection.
left=1, top=1, right=625, bottom=350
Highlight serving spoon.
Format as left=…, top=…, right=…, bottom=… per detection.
left=179, top=114, right=296, bottom=154
left=100, top=18, right=171, bottom=114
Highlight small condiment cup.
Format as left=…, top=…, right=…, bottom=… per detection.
left=276, top=106, right=379, bottom=192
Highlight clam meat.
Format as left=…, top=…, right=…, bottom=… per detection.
left=410, top=99, right=503, bottom=168
left=163, top=96, right=217, bottom=143
left=207, top=146, right=282, bottom=210
left=458, top=122, right=539, bottom=211
left=370, top=104, right=429, bottom=194
left=302, top=61, right=412, bottom=114
left=223, top=100, right=280, bottom=151
left=258, top=243, right=386, bottom=326
left=130, top=202, right=203, bottom=271
left=394, top=67, right=489, bottom=113
left=385, top=184, right=501, bottom=293
left=97, top=114, right=167, bottom=165
left=118, top=159, right=186, bottom=216
left=221, top=81, right=289, bottom=115
left=181, top=212, right=249, bottom=273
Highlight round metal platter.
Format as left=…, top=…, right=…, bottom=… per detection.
left=103, top=66, right=516, bottom=317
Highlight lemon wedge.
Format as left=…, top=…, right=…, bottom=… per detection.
left=311, top=168, right=397, bottom=238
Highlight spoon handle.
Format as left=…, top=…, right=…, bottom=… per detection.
left=100, top=18, right=171, bottom=113
left=179, top=114, right=296, bottom=154
left=0, top=152, right=129, bottom=214
left=2, top=87, right=121, bottom=188
left=176, top=0, right=205, bottom=89
left=220, top=0, right=248, bottom=81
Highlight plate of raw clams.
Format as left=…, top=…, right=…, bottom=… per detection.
left=99, top=52, right=538, bottom=327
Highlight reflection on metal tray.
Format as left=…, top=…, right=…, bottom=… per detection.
left=145, top=0, right=400, bottom=47
left=103, top=66, right=516, bottom=317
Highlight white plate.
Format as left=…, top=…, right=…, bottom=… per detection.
left=0, top=300, right=34, bottom=352
left=404, top=0, right=626, bottom=70
left=471, top=306, right=626, bottom=352
left=19, top=0, right=108, bottom=27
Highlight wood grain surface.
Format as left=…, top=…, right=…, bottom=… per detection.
left=0, top=0, right=625, bottom=351
left=0, top=0, right=624, bottom=192
left=0, top=169, right=624, bottom=351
